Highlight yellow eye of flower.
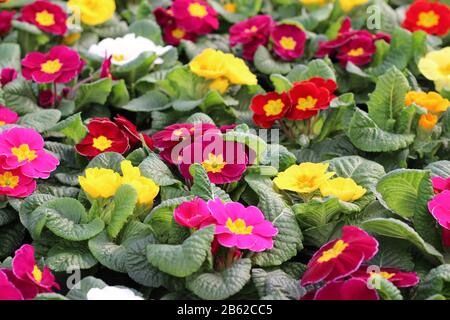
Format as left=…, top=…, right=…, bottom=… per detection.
left=347, top=47, right=365, bottom=57
left=279, top=37, right=297, bottom=50
left=263, top=99, right=285, bottom=116
left=188, top=3, right=208, bottom=18
left=41, top=59, right=62, bottom=74
left=92, top=136, right=113, bottom=151
left=172, top=28, right=186, bottom=39
left=202, top=153, right=226, bottom=173
left=0, top=121, right=5, bottom=126
left=112, top=54, right=126, bottom=62
left=35, top=10, right=55, bottom=26
left=11, top=144, right=37, bottom=162
left=0, top=171, right=19, bottom=188
left=244, top=26, right=258, bottom=33
left=224, top=3, right=236, bottom=13
left=296, top=96, right=318, bottom=110
left=32, top=265, right=43, bottom=283
left=417, top=10, right=440, bottom=28
left=318, top=240, right=348, bottom=263
left=226, top=218, right=253, bottom=235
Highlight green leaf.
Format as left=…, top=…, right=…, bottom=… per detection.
left=252, top=268, right=305, bottom=300
left=287, top=59, right=336, bottom=82
left=415, top=265, right=450, bottom=300
left=270, top=74, right=292, bottom=92
left=371, top=275, right=403, bottom=300
left=2, top=78, right=40, bottom=115
left=87, top=152, right=125, bottom=172
left=66, top=276, right=106, bottom=300
left=128, top=19, right=162, bottom=44
left=0, top=223, right=26, bottom=259
left=139, top=152, right=181, bottom=186
left=74, top=78, right=113, bottom=111
left=254, top=46, right=291, bottom=75
left=34, top=293, right=69, bottom=300
left=146, top=225, right=215, bottom=277
left=347, top=109, right=415, bottom=152
left=367, top=67, right=410, bottom=132
left=260, top=144, right=296, bottom=172
left=108, top=80, right=130, bottom=108
left=0, top=43, right=21, bottom=70
left=165, top=66, right=210, bottom=100
left=50, top=113, right=87, bottom=143
left=186, top=258, right=252, bottom=300
left=425, top=161, right=450, bottom=178
left=222, top=124, right=267, bottom=161
left=107, top=184, right=138, bottom=239
left=46, top=241, right=97, bottom=272
left=120, top=90, right=170, bottom=112
left=368, top=238, right=414, bottom=271
left=18, top=109, right=61, bottom=133
left=189, top=164, right=215, bottom=201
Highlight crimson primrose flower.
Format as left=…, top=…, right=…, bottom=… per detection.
left=352, top=266, right=419, bottom=288
left=174, top=197, right=216, bottom=229
left=153, top=7, right=197, bottom=46
left=21, top=45, right=82, bottom=84
left=270, top=23, right=307, bottom=61
left=0, top=10, right=15, bottom=37
left=250, top=91, right=291, bottom=128
left=313, top=278, right=379, bottom=300
left=402, top=0, right=450, bottom=36
left=171, top=0, right=219, bottom=36
left=75, top=118, right=130, bottom=159
left=0, top=270, right=24, bottom=300
left=19, top=0, right=68, bottom=36
left=0, top=105, right=19, bottom=126
left=0, top=67, right=18, bottom=86
left=301, top=226, right=379, bottom=286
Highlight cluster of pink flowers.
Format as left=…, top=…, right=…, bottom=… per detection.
left=230, top=15, right=307, bottom=61
left=316, top=17, right=391, bottom=66
left=154, top=0, right=219, bottom=45
left=428, top=176, right=450, bottom=247
left=0, top=245, right=59, bottom=300
left=300, top=226, right=419, bottom=300
left=0, top=127, right=59, bottom=198
left=174, top=197, right=278, bottom=254
left=152, top=123, right=252, bottom=184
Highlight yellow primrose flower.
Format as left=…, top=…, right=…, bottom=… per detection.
left=68, top=0, right=116, bottom=26
left=339, top=0, right=368, bottom=12
left=63, top=33, right=81, bottom=45
left=299, top=0, right=330, bottom=5
left=273, top=162, right=335, bottom=194
left=121, top=160, right=160, bottom=206
left=224, top=3, right=237, bottom=13
left=418, top=47, right=450, bottom=91
left=319, top=177, right=367, bottom=202
left=223, top=53, right=258, bottom=85
left=79, top=168, right=122, bottom=199
left=419, top=113, right=438, bottom=130
left=405, top=91, right=449, bottom=114
left=209, top=77, right=230, bottom=94
left=189, top=48, right=227, bottom=80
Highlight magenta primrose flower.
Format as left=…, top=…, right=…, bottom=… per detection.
left=352, top=266, right=419, bottom=288
left=0, top=68, right=18, bottom=87
left=0, top=127, right=59, bottom=179
left=0, top=105, right=19, bottom=127
left=313, top=278, right=379, bottom=300
left=174, top=197, right=215, bottom=229
left=0, top=166, right=36, bottom=198
left=428, top=190, right=450, bottom=230
left=270, top=23, right=307, bottom=61
left=0, top=270, right=23, bottom=300
left=207, top=198, right=278, bottom=252
left=432, top=176, right=450, bottom=193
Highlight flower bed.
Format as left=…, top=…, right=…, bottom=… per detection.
left=0, top=0, right=449, bottom=301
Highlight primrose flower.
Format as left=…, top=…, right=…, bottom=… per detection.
left=19, top=0, right=67, bottom=36
left=250, top=91, right=291, bottom=128
left=418, top=47, right=450, bottom=91
left=120, top=160, right=160, bottom=206
left=79, top=167, right=122, bottom=199
left=0, top=10, right=15, bottom=37
left=301, top=226, right=378, bottom=285
left=0, top=127, right=59, bottom=179
left=0, top=105, right=18, bottom=126
left=312, top=278, right=379, bottom=300
left=113, top=115, right=143, bottom=149
left=207, top=198, right=278, bottom=252
left=87, top=286, right=144, bottom=300
left=353, top=266, right=420, bottom=288
left=88, top=34, right=172, bottom=66
left=274, top=162, right=335, bottom=194
left=153, top=7, right=197, bottom=46
left=427, top=190, right=450, bottom=230
left=21, top=46, right=82, bottom=84
left=68, top=0, right=115, bottom=26
left=174, top=197, right=215, bottom=229
left=0, top=270, right=23, bottom=300
left=270, top=24, right=307, bottom=61
left=320, top=177, right=367, bottom=202
left=402, top=0, right=450, bottom=36
left=431, top=176, right=450, bottom=193
left=418, top=113, right=438, bottom=130
left=171, top=0, right=219, bottom=35
left=0, top=167, right=36, bottom=198
left=222, top=53, right=258, bottom=85
left=339, top=0, right=369, bottom=12
left=75, top=118, right=130, bottom=159
left=405, top=91, right=449, bottom=114
left=0, top=68, right=18, bottom=86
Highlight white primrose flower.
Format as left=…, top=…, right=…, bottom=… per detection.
left=86, top=286, right=144, bottom=300
left=88, top=33, right=172, bottom=65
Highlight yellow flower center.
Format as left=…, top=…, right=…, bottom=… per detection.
left=173, top=129, right=185, bottom=136
left=0, top=171, right=19, bottom=188
left=35, top=10, right=55, bottom=27
left=112, top=54, right=126, bottom=62
left=224, top=3, right=237, bottom=13
left=317, top=240, right=348, bottom=263
left=296, top=175, right=318, bottom=190
left=226, top=218, right=253, bottom=235
left=296, top=96, right=317, bottom=110
left=417, top=11, right=439, bottom=28
left=347, top=47, right=365, bottom=57
left=188, top=3, right=208, bottom=18
left=92, top=135, right=113, bottom=151
left=11, top=144, right=37, bottom=162
left=370, top=271, right=395, bottom=280
left=279, top=36, right=297, bottom=50
left=32, top=265, right=43, bottom=283
left=245, top=26, right=258, bottom=33
left=172, top=28, right=186, bottom=39
left=41, top=59, right=62, bottom=74
left=0, top=121, right=5, bottom=126
left=201, top=153, right=226, bottom=173
left=263, top=99, right=285, bottom=116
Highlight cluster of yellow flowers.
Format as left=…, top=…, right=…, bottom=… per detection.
left=405, top=91, right=450, bottom=130
left=189, top=48, right=258, bottom=94
left=299, top=0, right=369, bottom=12
left=418, top=47, right=450, bottom=92
left=273, top=162, right=366, bottom=202
left=68, top=0, right=116, bottom=26
left=79, top=160, right=160, bottom=206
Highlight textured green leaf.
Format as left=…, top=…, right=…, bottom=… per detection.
left=425, top=161, right=450, bottom=178
left=139, top=152, right=181, bottom=186
left=254, top=46, right=291, bottom=75
left=2, top=78, right=40, bottom=115
left=46, top=241, right=97, bottom=272
left=107, top=184, right=138, bottom=239
left=120, top=90, right=170, bottom=112
left=0, top=43, right=21, bottom=70
left=371, top=275, right=403, bottom=300
left=18, top=109, right=61, bottom=133
left=0, top=223, right=26, bottom=259
left=252, top=268, right=305, bottom=300
left=415, top=265, right=450, bottom=300
left=50, top=112, right=87, bottom=143
left=87, top=152, right=125, bottom=172
left=287, top=59, right=336, bottom=82
left=66, top=276, right=107, bottom=300
left=190, top=164, right=215, bottom=201
left=75, top=78, right=113, bottom=111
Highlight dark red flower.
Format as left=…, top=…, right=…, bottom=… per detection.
left=271, top=24, right=307, bottom=61
left=171, top=0, right=219, bottom=35
left=402, top=0, right=450, bottom=36
left=142, top=134, right=154, bottom=150
left=38, top=89, right=56, bottom=108
left=114, top=115, right=141, bottom=149
left=250, top=91, right=291, bottom=128
left=100, top=56, right=113, bottom=79
left=163, top=23, right=197, bottom=46
left=352, top=266, right=419, bottom=288
left=0, top=10, right=15, bottom=37
left=443, top=228, right=450, bottom=247
left=335, top=35, right=377, bottom=66
left=75, top=118, right=130, bottom=159
left=153, top=7, right=174, bottom=28
left=313, top=278, right=379, bottom=300
left=19, top=0, right=67, bottom=36
left=0, top=67, right=17, bottom=86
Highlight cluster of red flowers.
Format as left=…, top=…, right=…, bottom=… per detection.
left=250, top=77, right=337, bottom=128
left=229, top=15, right=307, bottom=61
left=154, top=0, right=219, bottom=45
left=75, top=116, right=154, bottom=159
left=316, top=17, right=391, bottom=66
left=300, top=226, right=419, bottom=300
left=402, top=0, right=450, bottom=36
